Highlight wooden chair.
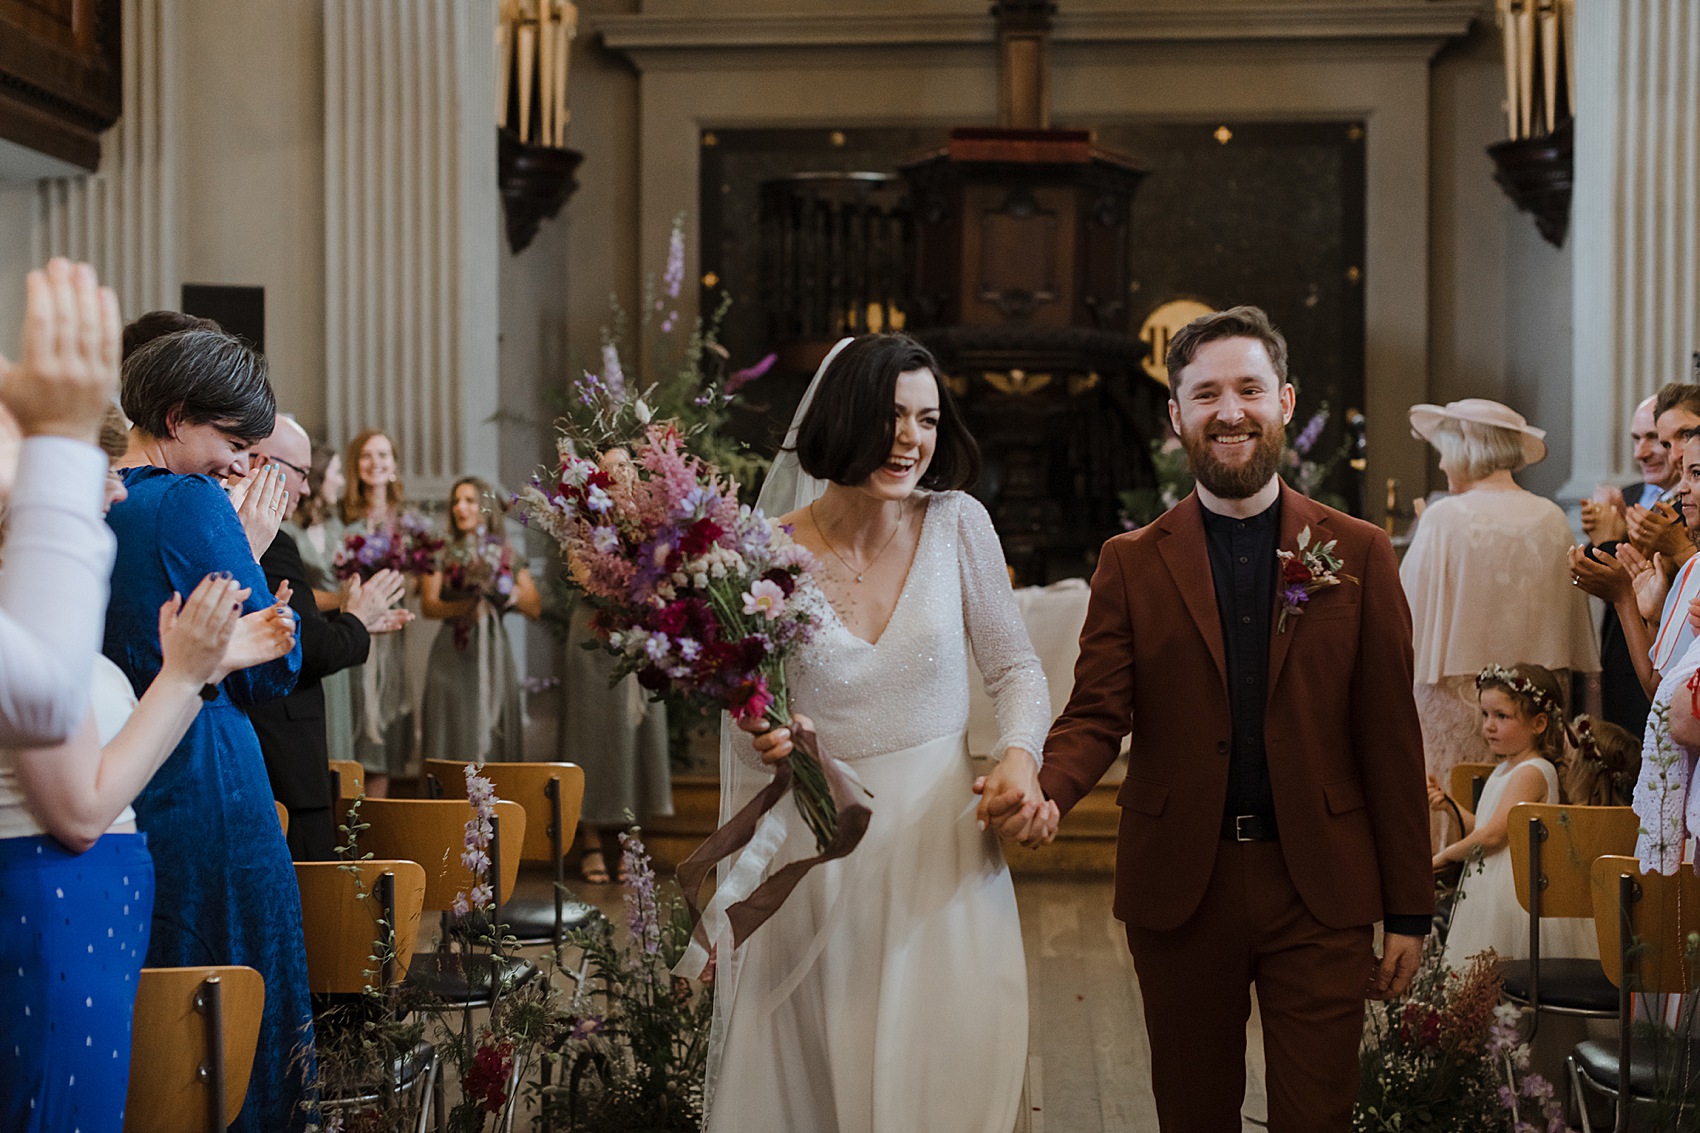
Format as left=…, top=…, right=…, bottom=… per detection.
left=354, top=797, right=530, bottom=1005
left=1568, top=856, right=1700, bottom=1133
left=328, top=759, right=365, bottom=801
left=1449, top=761, right=1497, bottom=814
left=1503, top=803, right=1638, bottom=1037
left=422, top=758, right=599, bottom=953
left=125, top=965, right=265, bottom=1132
left=275, top=800, right=289, bottom=837
left=296, top=860, right=438, bottom=1131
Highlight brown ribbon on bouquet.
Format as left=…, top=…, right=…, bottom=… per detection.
left=677, top=722, right=872, bottom=948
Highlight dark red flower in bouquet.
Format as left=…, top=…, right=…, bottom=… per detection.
left=761, top=568, right=796, bottom=597
left=679, top=516, right=725, bottom=557
left=1281, top=557, right=1312, bottom=584
left=729, top=673, right=774, bottom=724
left=462, top=1036, right=515, bottom=1114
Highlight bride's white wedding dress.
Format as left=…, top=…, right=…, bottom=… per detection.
left=703, top=489, right=1050, bottom=1133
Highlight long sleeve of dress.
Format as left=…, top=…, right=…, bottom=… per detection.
left=158, top=476, right=301, bottom=705
left=955, top=495, right=1050, bottom=763
left=0, top=437, right=116, bottom=746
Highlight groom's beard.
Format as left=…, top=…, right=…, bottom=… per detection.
left=1181, top=418, right=1285, bottom=499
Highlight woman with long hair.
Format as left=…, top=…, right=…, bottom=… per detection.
left=280, top=443, right=357, bottom=763
left=339, top=429, right=412, bottom=796
left=419, top=476, right=540, bottom=762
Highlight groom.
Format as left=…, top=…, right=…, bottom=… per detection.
left=995, top=306, right=1431, bottom=1132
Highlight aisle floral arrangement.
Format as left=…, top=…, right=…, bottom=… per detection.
left=1354, top=942, right=1564, bottom=1133
left=334, top=513, right=445, bottom=580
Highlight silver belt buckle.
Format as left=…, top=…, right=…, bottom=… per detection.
left=1234, top=815, right=1257, bottom=842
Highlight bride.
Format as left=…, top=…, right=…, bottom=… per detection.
left=700, top=333, right=1058, bottom=1132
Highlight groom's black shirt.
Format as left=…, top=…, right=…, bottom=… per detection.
left=1201, top=495, right=1279, bottom=825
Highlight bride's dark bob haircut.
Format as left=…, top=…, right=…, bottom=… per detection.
left=792, top=333, right=980, bottom=491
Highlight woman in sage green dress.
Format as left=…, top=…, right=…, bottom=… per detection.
left=340, top=429, right=415, bottom=797
left=281, top=443, right=355, bottom=765
left=419, top=477, right=541, bottom=762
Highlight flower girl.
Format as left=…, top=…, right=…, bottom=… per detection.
left=1429, top=663, right=1597, bottom=968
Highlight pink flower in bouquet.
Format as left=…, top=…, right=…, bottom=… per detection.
left=742, top=579, right=786, bottom=620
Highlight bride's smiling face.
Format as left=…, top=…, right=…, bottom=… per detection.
left=856, top=368, right=939, bottom=501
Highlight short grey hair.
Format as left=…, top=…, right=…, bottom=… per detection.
left=1426, top=417, right=1528, bottom=480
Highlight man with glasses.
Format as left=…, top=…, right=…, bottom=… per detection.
left=248, top=415, right=410, bottom=859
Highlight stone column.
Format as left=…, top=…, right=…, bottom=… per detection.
left=32, top=0, right=178, bottom=317
left=324, top=0, right=500, bottom=496
left=1567, top=0, right=1700, bottom=494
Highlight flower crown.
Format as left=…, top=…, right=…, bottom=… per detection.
left=1566, top=714, right=1637, bottom=799
left=1475, top=664, right=1562, bottom=721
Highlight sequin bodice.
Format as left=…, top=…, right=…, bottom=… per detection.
left=740, top=491, right=1049, bottom=766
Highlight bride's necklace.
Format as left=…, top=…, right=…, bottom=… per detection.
left=810, top=500, right=905, bottom=584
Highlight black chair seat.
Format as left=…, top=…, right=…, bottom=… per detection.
left=450, top=896, right=604, bottom=944
left=1572, top=1035, right=1700, bottom=1097
left=404, top=950, right=536, bottom=1005
left=320, top=1039, right=438, bottom=1106
left=1501, top=958, right=1619, bottom=1013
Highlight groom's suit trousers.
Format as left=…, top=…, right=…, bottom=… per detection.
left=1125, top=839, right=1372, bottom=1133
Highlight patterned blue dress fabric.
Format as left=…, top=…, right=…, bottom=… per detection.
left=103, top=467, right=313, bottom=1132
left=0, top=834, right=153, bottom=1132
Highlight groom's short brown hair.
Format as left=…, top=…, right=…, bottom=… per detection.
left=1165, top=305, right=1289, bottom=395
left=792, top=333, right=981, bottom=492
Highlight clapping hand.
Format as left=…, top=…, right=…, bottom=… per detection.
left=157, top=575, right=246, bottom=690
left=0, top=258, right=120, bottom=445
left=1568, top=544, right=1633, bottom=606
left=1627, top=500, right=1690, bottom=561
left=973, top=747, right=1059, bottom=849
left=1614, top=542, right=1673, bottom=622
left=212, top=580, right=297, bottom=682
left=1580, top=493, right=1629, bottom=545
left=227, top=464, right=291, bottom=560
left=343, top=568, right=412, bottom=634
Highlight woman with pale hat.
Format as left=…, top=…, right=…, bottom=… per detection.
left=1400, top=398, right=1599, bottom=795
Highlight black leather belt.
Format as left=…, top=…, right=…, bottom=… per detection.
left=1222, top=813, right=1278, bottom=842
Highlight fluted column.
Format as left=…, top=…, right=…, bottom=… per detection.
left=324, top=0, right=500, bottom=495
left=32, top=0, right=177, bottom=317
left=1568, top=0, right=1700, bottom=493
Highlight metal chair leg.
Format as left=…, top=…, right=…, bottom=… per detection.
left=197, top=975, right=227, bottom=1133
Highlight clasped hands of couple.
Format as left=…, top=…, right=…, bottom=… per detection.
left=741, top=716, right=1059, bottom=848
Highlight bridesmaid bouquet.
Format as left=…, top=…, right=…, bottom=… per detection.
left=333, top=513, right=443, bottom=581
left=440, top=534, right=517, bottom=603
left=519, top=422, right=872, bottom=942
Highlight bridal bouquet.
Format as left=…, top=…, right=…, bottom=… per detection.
left=333, top=513, right=444, bottom=580
left=441, top=534, right=517, bottom=603
left=519, top=423, right=871, bottom=943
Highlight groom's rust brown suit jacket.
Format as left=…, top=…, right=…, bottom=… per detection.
left=1038, top=483, right=1432, bottom=933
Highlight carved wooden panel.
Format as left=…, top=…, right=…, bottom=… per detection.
left=0, top=0, right=121, bottom=170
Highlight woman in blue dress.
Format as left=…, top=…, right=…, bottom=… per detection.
left=104, top=326, right=314, bottom=1131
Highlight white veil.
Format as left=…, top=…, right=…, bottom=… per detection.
left=700, top=335, right=853, bottom=1115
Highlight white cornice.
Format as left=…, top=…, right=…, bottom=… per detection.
left=596, top=4, right=1480, bottom=55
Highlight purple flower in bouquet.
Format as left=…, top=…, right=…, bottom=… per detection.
left=601, top=342, right=626, bottom=399
left=726, top=352, right=778, bottom=394
left=662, top=219, right=686, bottom=300
left=1292, top=408, right=1328, bottom=456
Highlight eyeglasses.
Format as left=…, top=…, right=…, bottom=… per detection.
left=263, top=454, right=311, bottom=481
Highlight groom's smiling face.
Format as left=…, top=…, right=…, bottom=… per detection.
left=1168, top=336, right=1295, bottom=500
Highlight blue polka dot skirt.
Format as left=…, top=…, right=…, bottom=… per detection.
left=0, top=833, right=153, bottom=1133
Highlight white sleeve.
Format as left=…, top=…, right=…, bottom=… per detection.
left=0, top=436, right=116, bottom=746
left=955, top=494, right=1051, bottom=763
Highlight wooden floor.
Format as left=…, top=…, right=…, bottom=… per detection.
left=1015, top=874, right=1268, bottom=1133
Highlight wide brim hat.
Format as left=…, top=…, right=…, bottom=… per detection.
left=1408, top=398, right=1547, bottom=469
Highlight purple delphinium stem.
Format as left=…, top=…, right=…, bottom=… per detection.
left=1293, top=409, right=1328, bottom=456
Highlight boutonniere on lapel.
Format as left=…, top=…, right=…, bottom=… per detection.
left=1275, top=527, right=1358, bottom=633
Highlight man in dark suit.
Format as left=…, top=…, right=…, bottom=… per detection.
left=1004, top=307, right=1430, bottom=1133
left=247, top=415, right=409, bottom=860
left=1580, top=394, right=1672, bottom=737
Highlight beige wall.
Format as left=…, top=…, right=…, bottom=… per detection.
left=0, top=0, right=1580, bottom=512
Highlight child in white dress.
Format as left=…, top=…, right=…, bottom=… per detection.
left=1429, top=662, right=1598, bottom=969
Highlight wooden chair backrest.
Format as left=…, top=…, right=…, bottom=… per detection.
left=355, top=797, right=526, bottom=912
left=274, top=800, right=289, bottom=837
left=1450, top=762, right=1497, bottom=811
left=1591, top=856, right=1700, bottom=994
left=1508, top=803, right=1639, bottom=917
left=422, top=758, right=585, bottom=863
left=328, top=759, right=365, bottom=799
left=125, top=965, right=265, bottom=1132
left=294, top=860, right=427, bottom=994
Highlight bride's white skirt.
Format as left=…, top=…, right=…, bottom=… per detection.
left=704, top=730, right=1028, bottom=1133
